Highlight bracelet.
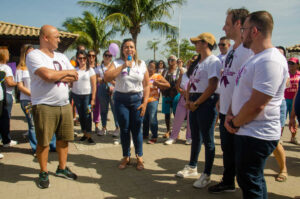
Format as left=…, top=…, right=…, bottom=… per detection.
left=229, top=119, right=240, bottom=130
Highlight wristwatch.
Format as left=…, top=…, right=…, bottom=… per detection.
left=229, top=119, right=240, bottom=130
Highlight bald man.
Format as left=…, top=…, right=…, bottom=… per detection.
left=26, top=25, right=78, bottom=189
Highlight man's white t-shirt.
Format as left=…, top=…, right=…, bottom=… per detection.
left=15, top=69, right=31, bottom=101
left=217, top=53, right=227, bottom=66
left=0, top=64, right=15, bottom=95
left=189, top=55, right=222, bottom=93
left=232, top=48, right=288, bottom=141
left=71, top=67, right=95, bottom=95
left=26, top=49, right=74, bottom=106
left=219, top=44, right=253, bottom=114
left=113, top=59, right=147, bottom=93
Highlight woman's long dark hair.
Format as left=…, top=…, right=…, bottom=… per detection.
left=156, top=60, right=166, bottom=71
left=187, top=54, right=201, bottom=78
left=76, top=50, right=89, bottom=71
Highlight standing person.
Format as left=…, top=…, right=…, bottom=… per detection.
left=165, top=63, right=192, bottom=145
left=143, top=60, right=170, bottom=144
left=217, top=36, right=231, bottom=65
left=157, top=60, right=166, bottom=74
left=104, top=38, right=150, bottom=170
left=176, top=33, right=221, bottom=189
left=177, top=59, right=187, bottom=73
left=285, top=57, right=300, bottom=144
left=0, top=46, right=17, bottom=147
left=72, top=50, right=97, bottom=144
left=0, top=70, right=5, bottom=158
left=26, top=25, right=79, bottom=189
left=161, top=55, right=182, bottom=138
left=225, top=11, right=288, bottom=199
left=95, top=50, right=120, bottom=136
left=87, top=50, right=101, bottom=134
left=208, top=8, right=253, bottom=193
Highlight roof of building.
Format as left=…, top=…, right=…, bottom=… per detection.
left=287, top=44, right=300, bottom=52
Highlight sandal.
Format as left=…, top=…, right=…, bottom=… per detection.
left=136, top=156, right=144, bottom=171
left=275, top=172, right=287, bottom=182
left=118, top=157, right=130, bottom=169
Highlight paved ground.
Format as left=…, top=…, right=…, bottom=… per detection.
left=0, top=102, right=300, bottom=199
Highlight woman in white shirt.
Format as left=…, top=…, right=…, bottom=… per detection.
left=71, top=50, right=97, bottom=144
left=104, top=38, right=150, bottom=170
left=176, top=33, right=221, bottom=189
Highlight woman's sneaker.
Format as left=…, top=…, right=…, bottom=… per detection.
left=193, top=173, right=211, bottom=188
left=55, top=166, right=77, bottom=180
left=3, top=140, right=17, bottom=147
left=38, top=171, right=50, bottom=189
left=185, top=138, right=192, bottom=145
left=97, top=129, right=107, bottom=136
left=176, top=165, right=198, bottom=178
left=112, top=129, right=120, bottom=137
left=0, top=153, right=4, bottom=159
left=165, top=138, right=176, bottom=145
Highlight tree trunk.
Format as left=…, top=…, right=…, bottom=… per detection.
left=154, top=48, right=156, bottom=61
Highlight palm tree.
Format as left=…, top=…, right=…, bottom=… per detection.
left=63, top=11, right=118, bottom=55
left=147, top=39, right=160, bottom=60
left=78, top=0, right=186, bottom=46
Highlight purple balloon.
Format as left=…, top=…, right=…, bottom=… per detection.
left=109, top=43, right=119, bottom=57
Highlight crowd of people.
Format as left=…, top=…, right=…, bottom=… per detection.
left=0, top=7, right=299, bottom=199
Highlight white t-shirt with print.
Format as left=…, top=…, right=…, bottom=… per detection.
left=113, top=59, right=147, bottom=93
left=180, top=73, right=189, bottom=90
left=217, top=54, right=227, bottom=66
left=232, top=48, right=288, bottom=141
left=189, top=55, right=222, bottom=93
left=219, top=44, right=253, bottom=114
left=26, top=49, right=74, bottom=106
left=0, top=64, right=15, bottom=95
left=71, top=67, right=95, bottom=95
left=95, top=64, right=107, bottom=78
left=15, top=69, right=31, bottom=101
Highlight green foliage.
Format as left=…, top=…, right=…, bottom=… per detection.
left=63, top=11, right=118, bottom=55
left=147, top=39, right=160, bottom=60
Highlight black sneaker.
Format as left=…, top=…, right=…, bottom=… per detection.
left=88, top=138, right=96, bottom=144
left=55, top=166, right=77, bottom=180
left=208, top=181, right=235, bottom=193
left=79, top=136, right=87, bottom=141
left=38, top=171, right=50, bottom=189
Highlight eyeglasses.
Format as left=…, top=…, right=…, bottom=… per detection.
left=88, top=54, right=96, bottom=57
left=78, top=57, right=86, bottom=60
left=168, top=59, right=176, bottom=62
left=218, top=43, right=226, bottom=47
left=104, top=54, right=112, bottom=58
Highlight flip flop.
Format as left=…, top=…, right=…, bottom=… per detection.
left=275, top=172, right=287, bottom=182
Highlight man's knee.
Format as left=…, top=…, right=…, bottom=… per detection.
left=56, top=140, right=68, bottom=148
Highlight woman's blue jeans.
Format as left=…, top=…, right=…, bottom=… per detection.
left=72, top=93, right=92, bottom=133
left=20, top=100, right=56, bottom=152
left=0, top=100, right=11, bottom=144
left=143, top=100, right=159, bottom=138
left=114, top=91, right=143, bottom=157
left=6, top=93, right=13, bottom=118
left=98, top=83, right=119, bottom=128
left=188, top=93, right=218, bottom=175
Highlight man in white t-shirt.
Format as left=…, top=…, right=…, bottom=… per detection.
left=225, top=11, right=288, bottom=198
left=209, top=8, right=252, bottom=194
left=26, top=25, right=78, bottom=189
left=217, top=36, right=231, bottom=65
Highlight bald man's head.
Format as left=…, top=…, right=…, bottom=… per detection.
left=39, top=25, right=60, bottom=51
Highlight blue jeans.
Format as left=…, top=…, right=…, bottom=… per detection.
left=114, top=91, right=143, bottom=157
left=6, top=93, right=13, bottom=118
left=98, top=83, right=119, bottom=128
left=20, top=100, right=56, bottom=152
left=143, top=100, right=159, bottom=139
left=219, top=113, right=235, bottom=185
left=235, top=135, right=278, bottom=199
left=189, top=93, right=218, bottom=175
left=0, top=101, right=11, bottom=144
left=72, top=93, right=92, bottom=133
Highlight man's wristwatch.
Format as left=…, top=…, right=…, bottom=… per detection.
left=229, top=119, right=240, bottom=130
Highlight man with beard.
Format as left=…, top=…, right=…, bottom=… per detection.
left=208, top=8, right=253, bottom=194
left=225, top=11, right=288, bottom=198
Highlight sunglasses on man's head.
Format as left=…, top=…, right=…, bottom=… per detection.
left=218, top=43, right=226, bottom=47
left=104, top=54, right=112, bottom=58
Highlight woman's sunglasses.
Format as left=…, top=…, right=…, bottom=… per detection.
left=104, top=54, right=112, bottom=58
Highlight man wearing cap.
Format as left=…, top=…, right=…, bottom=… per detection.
left=217, top=36, right=231, bottom=65
left=26, top=25, right=78, bottom=189
left=176, top=32, right=222, bottom=189
left=225, top=11, right=288, bottom=198
left=208, top=8, right=253, bottom=193
left=284, top=57, right=300, bottom=144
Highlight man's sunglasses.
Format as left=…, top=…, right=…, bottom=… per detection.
left=288, top=61, right=297, bottom=65
left=218, top=43, right=226, bottom=47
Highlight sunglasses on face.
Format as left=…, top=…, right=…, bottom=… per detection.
left=88, top=54, right=96, bottom=57
left=104, top=54, right=112, bottom=58
left=78, top=57, right=86, bottom=60
left=218, top=43, right=226, bottom=47
left=168, top=59, right=176, bottom=62
left=288, top=61, right=296, bottom=65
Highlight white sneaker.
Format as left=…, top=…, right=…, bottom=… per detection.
left=0, top=153, right=3, bottom=159
left=165, top=138, right=176, bottom=145
left=193, top=173, right=211, bottom=188
left=3, top=140, right=18, bottom=147
left=112, top=129, right=120, bottom=137
left=176, top=165, right=198, bottom=178
left=185, top=138, right=192, bottom=145
left=97, top=129, right=107, bottom=136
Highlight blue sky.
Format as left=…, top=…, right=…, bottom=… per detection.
left=1, top=0, right=299, bottom=61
